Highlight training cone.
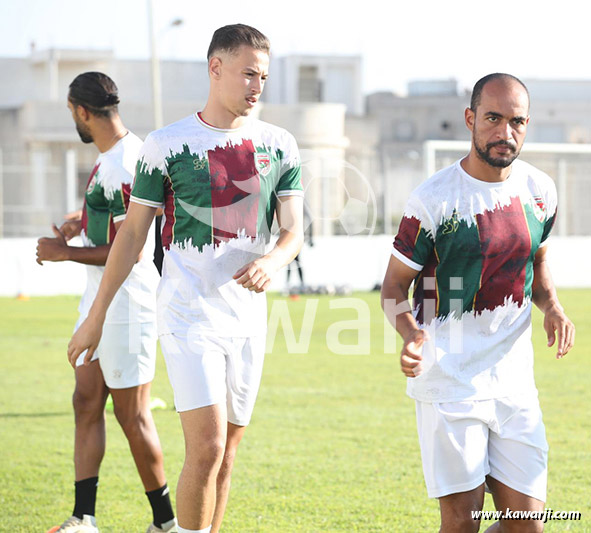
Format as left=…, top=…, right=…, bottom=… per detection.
left=105, top=396, right=167, bottom=411
left=46, top=526, right=60, bottom=533
left=150, top=397, right=167, bottom=410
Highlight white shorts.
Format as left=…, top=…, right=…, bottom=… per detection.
left=159, top=332, right=265, bottom=427
left=74, top=320, right=157, bottom=389
left=415, top=395, right=548, bottom=501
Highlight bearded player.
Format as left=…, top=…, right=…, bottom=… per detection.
left=37, top=72, right=177, bottom=533
left=382, top=73, right=575, bottom=532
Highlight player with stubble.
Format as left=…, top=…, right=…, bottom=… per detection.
left=37, top=72, right=176, bottom=533
left=382, top=73, right=575, bottom=532
left=67, top=26, right=304, bottom=533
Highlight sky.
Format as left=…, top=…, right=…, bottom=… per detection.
left=1, top=0, right=591, bottom=95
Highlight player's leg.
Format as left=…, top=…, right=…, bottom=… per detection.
left=110, top=383, right=165, bottom=490
left=110, top=383, right=176, bottom=531
left=73, top=360, right=109, bottom=513
left=158, top=332, right=230, bottom=531
left=484, top=478, right=544, bottom=532
left=483, top=395, right=548, bottom=533
left=49, top=360, right=108, bottom=531
left=49, top=328, right=108, bottom=532
left=101, top=323, right=176, bottom=531
left=439, top=485, right=486, bottom=533
left=415, top=400, right=491, bottom=532
left=211, top=423, right=246, bottom=533
left=209, top=335, right=266, bottom=532
left=177, top=404, right=227, bottom=530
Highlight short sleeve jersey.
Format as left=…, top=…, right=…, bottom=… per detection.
left=392, top=159, right=557, bottom=402
left=130, top=113, right=303, bottom=337
left=78, top=132, right=159, bottom=324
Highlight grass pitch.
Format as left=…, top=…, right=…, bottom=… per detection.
left=0, top=291, right=589, bottom=532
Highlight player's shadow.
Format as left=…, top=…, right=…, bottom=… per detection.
left=0, top=411, right=70, bottom=418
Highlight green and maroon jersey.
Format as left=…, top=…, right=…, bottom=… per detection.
left=81, top=162, right=129, bottom=247
left=78, top=132, right=158, bottom=325
left=392, top=159, right=557, bottom=402
left=130, top=113, right=302, bottom=337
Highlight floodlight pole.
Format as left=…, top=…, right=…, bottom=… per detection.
left=147, top=0, right=163, bottom=130
left=148, top=1, right=183, bottom=131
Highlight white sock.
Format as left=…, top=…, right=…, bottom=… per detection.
left=177, top=526, right=211, bottom=533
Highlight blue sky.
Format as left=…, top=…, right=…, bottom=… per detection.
left=1, top=0, right=590, bottom=95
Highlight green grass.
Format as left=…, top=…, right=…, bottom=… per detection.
left=0, top=291, right=589, bottom=532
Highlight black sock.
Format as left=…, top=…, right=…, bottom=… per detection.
left=146, top=483, right=174, bottom=528
left=73, top=476, right=98, bottom=519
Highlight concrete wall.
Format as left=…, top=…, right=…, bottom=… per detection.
left=2, top=236, right=589, bottom=298
left=260, top=103, right=351, bottom=237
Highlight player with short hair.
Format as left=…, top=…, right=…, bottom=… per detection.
left=67, top=25, right=304, bottom=533
left=37, top=72, right=177, bottom=533
left=381, top=73, right=575, bottom=532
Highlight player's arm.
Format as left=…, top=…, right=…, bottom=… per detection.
left=531, top=245, right=575, bottom=358
left=234, top=195, right=304, bottom=293
left=67, top=202, right=157, bottom=366
left=36, top=222, right=123, bottom=266
left=381, top=255, right=428, bottom=378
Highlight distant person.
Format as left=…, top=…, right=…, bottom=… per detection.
left=67, top=25, right=304, bottom=533
left=36, top=72, right=176, bottom=533
left=285, top=252, right=304, bottom=289
left=381, top=73, right=575, bottom=532
left=285, top=202, right=313, bottom=294
left=154, top=214, right=164, bottom=275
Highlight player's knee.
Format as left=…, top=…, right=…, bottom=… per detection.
left=186, top=437, right=225, bottom=475
left=440, top=505, right=481, bottom=533
left=218, top=447, right=238, bottom=478
left=72, top=389, right=105, bottom=421
left=112, top=403, right=150, bottom=435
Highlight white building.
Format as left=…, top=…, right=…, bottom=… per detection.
left=264, top=55, right=363, bottom=116
left=2, top=48, right=589, bottom=239
left=0, top=49, right=368, bottom=238
left=365, top=79, right=591, bottom=235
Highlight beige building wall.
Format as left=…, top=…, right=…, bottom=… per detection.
left=2, top=50, right=591, bottom=238
left=0, top=50, right=363, bottom=237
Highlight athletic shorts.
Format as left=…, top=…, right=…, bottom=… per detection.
left=415, top=395, right=548, bottom=501
left=74, top=319, right=157, bottom=389
left=159, top=332, right=265, bottom=427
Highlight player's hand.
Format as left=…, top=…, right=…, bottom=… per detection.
left=401, top=329, right=429, bottom=378
left=67, top=315, right=104, bottom=368
left=543, top=304, right=575, bottom=359
left=36, top=225, right=69, bottom=265
left=233, top=255, right=279, bottom=293
left=58, top=219, right=82, bottom=240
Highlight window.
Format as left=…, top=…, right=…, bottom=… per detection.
left=298, top=65, right=322, bottom=102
